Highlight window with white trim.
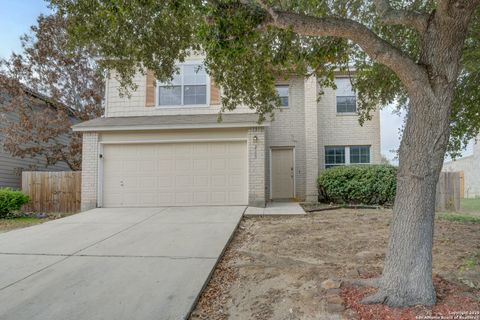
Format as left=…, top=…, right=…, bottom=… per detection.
left=275, top=85, right=289, bottom=107
left=350, top=146, right=370, bottom=164
left=325, top=146, right=371, bottom=168
left=158, top=64, right=207, bottom=106
left=335, top=78, right=356, bottom=113
left=325, top=146, right=346, bottom=169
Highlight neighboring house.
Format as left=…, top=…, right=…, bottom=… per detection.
left=0, top=88, right=72, bottom=189
left=74, top=53, right=381, bottom=210
left=443, top=137, right=480, bottom=198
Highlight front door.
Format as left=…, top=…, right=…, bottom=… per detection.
left=271, top=148, right=294, bottom=199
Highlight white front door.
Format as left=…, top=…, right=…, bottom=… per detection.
left=102, top=141, right=247, bottom=207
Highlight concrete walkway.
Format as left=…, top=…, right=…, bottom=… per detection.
left=0, top=206, right=245, bottom=320
left=245, top=202, right=306, bottom=216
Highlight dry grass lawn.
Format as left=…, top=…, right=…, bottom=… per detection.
left=0, top=216, right=49, bottom=233
left=191, top=209, right=480, bottom=320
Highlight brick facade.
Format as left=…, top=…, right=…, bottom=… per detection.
left=248, top=127, right=266, bottom=207
left=304, top=76, right=319, bottom=202
left=81, top=132, right=99, bottom=211
left=317, top=83, right=382, bottom=171
left=79, top=58, right=382, bottom=208
left=265, top=77, right=306, bottom=200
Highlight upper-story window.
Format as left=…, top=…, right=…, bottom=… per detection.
left=158, top=64, right=207, bottom=106
left=275, top=85, right=289, bottom=107
left=335, top=78, right=356, bottom=113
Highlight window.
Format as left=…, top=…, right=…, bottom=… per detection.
left=350, top=146, right=370, bottom=164
left=275, top=85, right=289, bottom=107
left=325, top=147, right=346, bottom=169
left=325, top=146, right=371, bottom=168
left=158, top=64, right=207, bottom=106
left=335, top=78, right=356, bottom=113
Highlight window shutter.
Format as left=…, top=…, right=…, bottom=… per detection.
left=145, top=70, right=156, bottom=107
left=210, top=79, right=221, bottom=105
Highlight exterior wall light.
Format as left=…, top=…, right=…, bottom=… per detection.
left=253, top=135, right=258, bottom=144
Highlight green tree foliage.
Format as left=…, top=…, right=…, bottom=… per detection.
left=49, top=0, right=479, bottom=153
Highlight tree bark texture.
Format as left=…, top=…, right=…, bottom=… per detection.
left=363, top=5, right=474, bottom=307
left=263, top=0, right=478, bottom=306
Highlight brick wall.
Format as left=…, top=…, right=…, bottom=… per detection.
left=317, top=84, right=382, bottom=171
left=265, top=77, right=307, bottom=200
left=105, top=71, right=253, bottom=117
left=248, top=127, right=266, bottom=207
left=80, top=132, right=99, bottom=211
left=304, top=76, right=320, bottom=202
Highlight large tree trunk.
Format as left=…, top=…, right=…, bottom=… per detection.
left=363, top=94, right=452, bottom=307
left=362, top=7, right=473, bottom=306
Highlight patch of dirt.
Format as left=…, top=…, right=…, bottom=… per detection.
left=190, top=209, right=480, bottom=320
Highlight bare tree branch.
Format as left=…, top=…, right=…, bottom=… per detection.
left=373, top=0, right=429, bottom=32
left=263, top=10, right=431, bottom=97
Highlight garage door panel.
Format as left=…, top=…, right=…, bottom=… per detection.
left=229, top=191, right=244, bottom=203
left=211, top=175, right=227, bottom=187
left=139, top=160, right=156, bottom=172
left=211, top=192, right=227, bottom=203
left=157, top=159, right=174, bottom=171
left=139, top=177, right=156, bottom=189
left=193, top=159, right=208, bottom=170
left=158, top=176, right=174, bottom=188
left=102, top=141, right=247, bottom=207
left=193, top=176, right=209, bottom=187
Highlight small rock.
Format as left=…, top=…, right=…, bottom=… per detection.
left=326, top=288, right=341, bottom=295
left=342, top=309, right=358, bottom=320
left=354, top=251, right=377, bottom=262
left=326, top=303, right=345, bottom=313
left=321, top=279, right=342, bottom=290
left=326, top=295, right=344, bottom=304
left=345, top=268, right=360, bottom=278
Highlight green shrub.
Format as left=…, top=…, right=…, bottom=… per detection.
left=0, top=188, right=30, bottom=218
left=317, top=165, right=397, bottom=205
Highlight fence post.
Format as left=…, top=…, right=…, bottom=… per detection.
left=436, top=171, right=460, bottom=212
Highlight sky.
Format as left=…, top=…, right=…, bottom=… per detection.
left=0, top=0, right=470, bottom=164
left=0, top=0, right=52, bottom=58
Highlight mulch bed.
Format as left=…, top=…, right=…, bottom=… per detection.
left=341, top=275, right=480, bottom=320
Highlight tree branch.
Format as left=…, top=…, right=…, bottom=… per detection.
left=437, top=0, right=480, bottom=18
left=263, top=10, right=430, bottom=97
left=373, top=0, right=429, bottom=32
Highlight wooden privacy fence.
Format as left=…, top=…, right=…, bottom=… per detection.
left=22, top=171, right=81, bottom=213
left=436, top=171, right=461, bottom=212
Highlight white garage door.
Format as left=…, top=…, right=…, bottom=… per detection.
left=102, top=141, right=247, bottom=207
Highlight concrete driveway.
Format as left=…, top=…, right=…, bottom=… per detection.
left=0, top=206, right=245, bottom=320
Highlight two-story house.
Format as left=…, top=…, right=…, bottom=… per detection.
left=74, top=54, right=381, bottom=210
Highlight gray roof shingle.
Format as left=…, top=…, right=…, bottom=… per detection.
left=72, top=113, right=268, bottom=132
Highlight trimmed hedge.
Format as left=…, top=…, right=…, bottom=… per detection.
left=317, top=165, right=397, bottom=205
left=0, top=188, right=30, bottom=218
